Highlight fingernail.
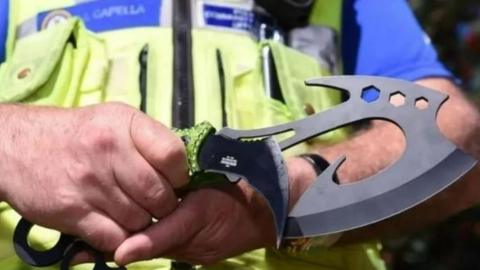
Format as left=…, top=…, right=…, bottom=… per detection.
left=115, top=246, right=133, bottom=266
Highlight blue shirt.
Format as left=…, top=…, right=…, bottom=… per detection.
left=0, top=0, right=7, bottom=63
left=342, top=0, right=451, bottom=81
left=0, top=0, right=451, bottom=81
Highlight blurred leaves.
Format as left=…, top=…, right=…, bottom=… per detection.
left=411, top=0, right=480, bottom=98
left=381, top=2, right=480, bottom=269
left=383, top=208, right=480, bottom=270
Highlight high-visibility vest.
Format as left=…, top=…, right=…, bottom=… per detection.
left=0, top=1, right=386, bottom=269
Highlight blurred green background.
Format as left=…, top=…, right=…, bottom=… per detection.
left=411, top=0, right=480, bottom=99
left=382, top=1, right=480, bottom=269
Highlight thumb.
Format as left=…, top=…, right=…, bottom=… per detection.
left=114, top=203, right=200, bottom=265
left=129, top=113, right=189, bottom=188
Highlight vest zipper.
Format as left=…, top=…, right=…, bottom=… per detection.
left=216, top=49, right=227, bottom=127
left=170, top=2, right=196, bottom=268
left=139, top=45, right=149, bottom=113
left=172, top=0, right=195, bottom=128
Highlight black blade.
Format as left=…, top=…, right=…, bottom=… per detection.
left=285, top=148, right=477, bottom=238
left=198, top=134, right=288, bottom=246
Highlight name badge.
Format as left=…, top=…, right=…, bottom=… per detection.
left=202, top=4, right=255, bottom=32
left=38, top=0, right=163, bottom=32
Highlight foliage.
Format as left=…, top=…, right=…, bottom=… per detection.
left=382, top=2, right=480, bottom=269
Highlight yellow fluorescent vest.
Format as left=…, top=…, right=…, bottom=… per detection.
left=0, top=0, right=386, bottom=269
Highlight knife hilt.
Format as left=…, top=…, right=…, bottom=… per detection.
left=174, top=122, right=228, bottom=189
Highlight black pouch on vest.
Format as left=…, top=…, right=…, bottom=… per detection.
left=255, top=0, right=314, bottom=29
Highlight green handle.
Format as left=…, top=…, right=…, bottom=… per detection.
left=174, top=122, right=227, bottom=189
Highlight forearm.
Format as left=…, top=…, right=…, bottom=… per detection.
left=291, top=78, right=480, bottom=243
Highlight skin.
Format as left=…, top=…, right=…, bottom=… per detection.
left=111, top=78, right=480, bottom=265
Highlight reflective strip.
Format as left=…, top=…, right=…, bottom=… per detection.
left=14, top=0, right=71, bottom=40
left=16, top=0, right=273, bottom=39
left=16, top=16, right=36, bottom=40
left=16, top=0, right=167, bottom=39
left=161, top=0, right=172, bottom=27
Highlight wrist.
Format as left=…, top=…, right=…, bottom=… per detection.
left=284, top=155, right=344, bottom=252
left=0, top=104, right=20, bottom=202
left=285, top=157, right=318, bottom=211
left=0, top=105, right=70, bottom=203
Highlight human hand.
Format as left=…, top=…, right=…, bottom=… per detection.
left=0, top=103, right=188, bottom=253
left=114, top=157, right=316, bottom=265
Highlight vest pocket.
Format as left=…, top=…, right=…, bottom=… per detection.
left=267, top=41, right=350, bottom=144
left=225, top=48, right=296, bottom=131
left=0, top=18, right=107, bottom=107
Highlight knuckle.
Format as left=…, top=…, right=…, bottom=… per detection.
left=136, top=169, right=159, bottom=190
left=143, top=184, right=166, bottom=205
left=55, top=189, right=81, bottom=215
left=87, top=230, right=118, bottom=252
left=68, top=161, right=101, bottom=188
left=83, top=126, right=117, bottom=153
left=121, top=208, right=151, bottom=232
left=70, top=162, right=94, bottom=181
left=156, top=136, right=185, bottom=164
left=136, top=170, right=170, bottom=203
left=144, top=185, right=176, bottom=217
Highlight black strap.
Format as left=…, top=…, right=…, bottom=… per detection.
left=299, top=154, right=330, bottom=175
left=299, top=153, right=339, bottom=183
left=171, top=262, right=195, bottom=270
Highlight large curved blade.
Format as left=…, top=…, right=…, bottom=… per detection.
left=285, top=148, right=476, bottom=238
left=197, top=134, right=289, bottom=246
left=218, top=76, right=477, bottom=239
left=284, top=76, right=478, bottom=238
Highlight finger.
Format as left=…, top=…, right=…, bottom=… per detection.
left=129, top=113, right=189, bottom=188
left=73, top=158, right=152, bottom=233
left=114, top=201, right=203, bottom=266
left=114, top=151, right=178, bottom=219
left=88, top=182, right=152, bottom=233
left=69, top=251, right=95, bottom=265
left=74, top=211, right=129, bottom=253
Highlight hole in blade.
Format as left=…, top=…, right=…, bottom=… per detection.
left=415, top=97, right=429, bottom=110
left=390, top=92, right=406, bottom=107
left=361, top=85, right=381, bottom=103
left=306, top=84, right=351, bottom=112
left=316, top=120, right=406, bottom=185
